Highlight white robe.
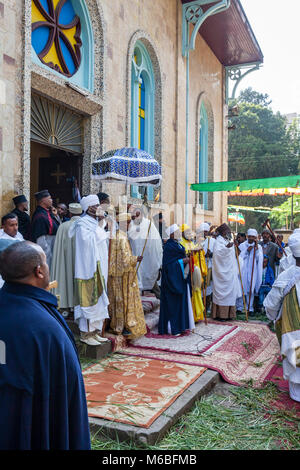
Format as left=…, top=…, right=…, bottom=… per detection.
left=69, top=215, right=109, bottom=333
left=264, top=265, right=300, bottom=402
left=212, top=236, right=239, bottom=307
left=202, top=236, right=215, bottom=296
left=128, top=217, right=162, bottom=291
left=278, top=248, right=295, bottom=275
left=239, top=241, right=263, bottom=295
left=0, top=230, right=23, bottom=241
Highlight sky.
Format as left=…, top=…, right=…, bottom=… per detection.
left=237, top=0, right=300, bottom=116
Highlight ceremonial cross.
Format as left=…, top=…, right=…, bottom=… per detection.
left=51, top=164, right=66, bottom=185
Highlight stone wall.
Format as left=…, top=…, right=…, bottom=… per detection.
left=0, top=0, right=23, bottom=216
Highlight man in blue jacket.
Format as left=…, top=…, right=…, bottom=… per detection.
left=0, top=241, right=91, bottom=450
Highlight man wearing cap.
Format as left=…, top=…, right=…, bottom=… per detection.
left=69, top=195, right=110, bottom=346
left=264, top=232, right=300, bottom=403
left=158, top=224, right=194, bottom=335
left=50, top=203, right=83, bottom=317
left=237, top=229, right=263, bottom=315
left=11, top=194, right=31, bottom=240
left=31, top=190, right=60, bottom=269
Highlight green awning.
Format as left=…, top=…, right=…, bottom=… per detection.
left=190, top=175, right=300, bottom=192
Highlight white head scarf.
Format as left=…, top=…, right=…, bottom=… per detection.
left=247, top=228, right=258, bottom=237
left=196, top=223, right=210, bottom=234
left=288, top=232, right=300, bottom=257
left=165, top=224, right=180, bottom=238
left=80, top=195, right=99, bottom=212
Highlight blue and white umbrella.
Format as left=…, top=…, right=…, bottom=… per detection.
left=92, top=147, right=162, bottom=187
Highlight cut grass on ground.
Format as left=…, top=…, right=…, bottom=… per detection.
left=90, top=382, right=300, bottom=451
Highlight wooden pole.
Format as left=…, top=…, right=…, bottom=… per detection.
left=235, top=245, right=248, bottom=322
left=136, top=220, right=152, bottom=274
left=247, top=243, right=257, bottom=318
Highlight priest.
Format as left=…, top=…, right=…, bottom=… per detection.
left=128, top=206, right=162, bottom=293
left=108, top=213, right=146, bottom=339
left=264, top=232, right=300, bottom=402
left=31, top=190, right=60, bottom=269
left=0, top=241, right=90, bottom=449
left=50, top=203, right=83, bottom=316
left=196, top=222, right=215, bottom=313
left=69, top=195, right=110, bottom=346
left=11, top=194, right=31, bottom=240
left=212, top=223, right=239, bottom=321
left=158, top=224, right=194, bottom=335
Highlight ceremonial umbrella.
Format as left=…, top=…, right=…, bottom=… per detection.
left=92, top=147, right=162, bottom=187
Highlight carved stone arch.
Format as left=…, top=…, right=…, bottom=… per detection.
left=86, top=0, right=106, bottom=100
left=126, top=30, right=163, bottom=167
left=195, top=92, right=214, bottom=211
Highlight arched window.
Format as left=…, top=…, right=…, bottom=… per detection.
left=199, top=103, right=208, bottom=210
left=130, top=41, right=155, bottom=200
left=31, top=0, right=94, bottom=92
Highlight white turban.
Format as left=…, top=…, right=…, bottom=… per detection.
left=247, top=229, right=258, bottom=237
left=196, top=223, right=210, bottom=234
left=80, top=195, right=99, bottom=212
left=166, top=224, right=180, bottom=238
left=288, top=232, right=300, bottom=257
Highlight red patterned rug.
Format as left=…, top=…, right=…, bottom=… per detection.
left=267, top=362, right=300, bottom=418
left=119, top=321, right=280, bottom=387
left=83, top=354, right=206, bottom=428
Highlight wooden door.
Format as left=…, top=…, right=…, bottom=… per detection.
left=38, top=151, right=82, bottom=206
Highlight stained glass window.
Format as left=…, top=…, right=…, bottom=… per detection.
left=31, top=0, right=94, bottom=91
left=131, top=42, right=155, bottom=200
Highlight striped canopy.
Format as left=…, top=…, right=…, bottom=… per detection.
left=92, top=147, right=162, bottom=187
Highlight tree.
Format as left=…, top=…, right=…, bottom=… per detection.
left=228, top=88, right=299, bottom=231
left=238, top=87, right=272, bottom=107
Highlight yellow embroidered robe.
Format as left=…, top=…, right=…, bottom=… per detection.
left=108, top=230, right=147, bottom=339
left=180, top=238, right=207, bottom=322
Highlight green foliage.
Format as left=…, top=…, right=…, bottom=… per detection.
left=270, top=195, right=300, bottom=229
left=228, top=88, right=300, bottom=231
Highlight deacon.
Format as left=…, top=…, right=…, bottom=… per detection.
left=50, top=203, right=83, bottom=316
left=69, top=195, right=110, bottom=346
left=237, top=229, right=263, bottom=315
left=11, top=194, right=31, bottom=240
left=264, top=232, right=300, bottom=403
left=0, top=241, right=90, bottom=449
left=31, top=190, right=60, bottom=269
left=212, top=224, right=239, bottom=321
left=158, top=224, right=194, bottom=335
left=108, top=213, right=146, bottom=339
left=0, top=213, right=24, bottom=241
left=128, top=206, right=162, bottom=293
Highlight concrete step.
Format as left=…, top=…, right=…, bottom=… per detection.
left=67, top=320, right=113, bottom=360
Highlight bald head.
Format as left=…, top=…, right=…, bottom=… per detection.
left=0, top=241, right=50, bottom=289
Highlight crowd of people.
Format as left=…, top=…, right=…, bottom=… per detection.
left=0, top=191, right=299, bottom=449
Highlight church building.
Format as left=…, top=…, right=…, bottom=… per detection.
left=0, top=0, right=263, bottom=226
